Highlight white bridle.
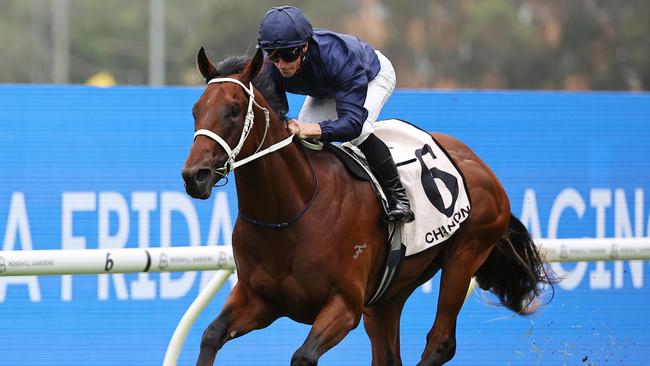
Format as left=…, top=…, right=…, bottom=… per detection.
left=193, top=77, right=295, bottom=177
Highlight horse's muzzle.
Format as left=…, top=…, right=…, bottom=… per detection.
left=181, top=166, right=215, bottom=199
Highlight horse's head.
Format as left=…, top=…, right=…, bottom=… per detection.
left=182, top=47, right=265, bottom=199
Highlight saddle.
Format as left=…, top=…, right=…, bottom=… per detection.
left=323, top=143, right=389, bottom=207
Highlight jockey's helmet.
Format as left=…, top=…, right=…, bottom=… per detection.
left=257, top=6, right=313, bottom=50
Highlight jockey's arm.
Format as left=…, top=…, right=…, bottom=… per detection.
left=308, top=69, right=370, bottom=142
left=286, top=81, right=368, bottom=141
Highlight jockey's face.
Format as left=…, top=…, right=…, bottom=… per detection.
left=269, top=44, right=308, bottom=78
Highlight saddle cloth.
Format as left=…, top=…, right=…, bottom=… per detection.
left=342, top=119, right=472, bottom=257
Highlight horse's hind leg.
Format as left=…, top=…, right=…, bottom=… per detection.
left=196, top=283, right=277, bottom=366
left=291, top=294, right=361, bottom=366
left=418, top=229, right=504, bottom=366
left=363, top=293, right=410, bottom=366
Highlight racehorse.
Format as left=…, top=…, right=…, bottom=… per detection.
left=181, top=47, right=553, bottom=366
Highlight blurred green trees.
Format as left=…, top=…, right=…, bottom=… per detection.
left=0, top=0, right=648, bottom=89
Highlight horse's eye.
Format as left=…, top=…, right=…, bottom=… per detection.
left=231, top=105, right=242, bottom=118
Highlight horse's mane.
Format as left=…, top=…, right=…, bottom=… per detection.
left=216, top=56, right=287, bottom=121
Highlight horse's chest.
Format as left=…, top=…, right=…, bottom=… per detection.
left=247, top=268, right=327, bottom=320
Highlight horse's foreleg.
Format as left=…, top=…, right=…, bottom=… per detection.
left=418, top=240, right=494, bottom=366
left=363, top=294, right=409, bottom=366
left=291, top=295, right=361, bottom=366
left=196, top=283, right=277, bottom=366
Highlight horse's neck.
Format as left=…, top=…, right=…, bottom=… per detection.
left=233, top=100, right=314, bottom=222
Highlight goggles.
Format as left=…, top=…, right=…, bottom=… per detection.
left=267, top=45, right=303, bottom=63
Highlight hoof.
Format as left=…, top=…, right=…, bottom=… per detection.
left=291, top=351, right=318, bottom=366
left=417, top=334, right=456, bottom=366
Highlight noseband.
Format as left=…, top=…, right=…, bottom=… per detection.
left=193, top=77, right=295, bottom=177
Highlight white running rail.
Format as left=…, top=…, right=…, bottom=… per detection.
left=538, top=237, right=650, bottom=262
left=162, top=269, right=234, bottom=366
left=0, top=246, right=235, bottom=276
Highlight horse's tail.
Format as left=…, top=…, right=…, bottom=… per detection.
left=474, top=214, right=555, bottom=315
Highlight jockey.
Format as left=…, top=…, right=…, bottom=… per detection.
left=257, top=5, right=415, bottom=223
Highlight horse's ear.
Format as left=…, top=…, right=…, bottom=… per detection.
left=197, top=47, right=218, bottom=81
left=240, top=48, right=264, bottom=84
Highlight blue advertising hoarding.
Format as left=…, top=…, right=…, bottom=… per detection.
left=1, top=85, right=649, bottom=365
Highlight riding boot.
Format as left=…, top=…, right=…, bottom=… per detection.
left=370, top=156, right=416, bottom=223
left=359, top=134, right=415, bottom=223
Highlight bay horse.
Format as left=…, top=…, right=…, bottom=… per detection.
left=181, top=48, right=552, bottom=366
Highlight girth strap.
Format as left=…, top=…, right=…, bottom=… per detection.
left=366, top=222, right=406, bottom=306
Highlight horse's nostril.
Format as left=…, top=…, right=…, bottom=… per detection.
left=181, top=167, right=194, bottom=184
left=195, top=168, right=212, bottom=185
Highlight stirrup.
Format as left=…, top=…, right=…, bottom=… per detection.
left=387, top=206, right=415, bottom=223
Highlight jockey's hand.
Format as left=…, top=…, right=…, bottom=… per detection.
left=287, top=119, right=322, bottom=139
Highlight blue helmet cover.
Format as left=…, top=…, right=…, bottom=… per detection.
left=258, top=6, right=314, bottom=49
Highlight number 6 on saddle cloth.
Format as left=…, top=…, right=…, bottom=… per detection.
left=415, top=143, right=460, bottom=218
